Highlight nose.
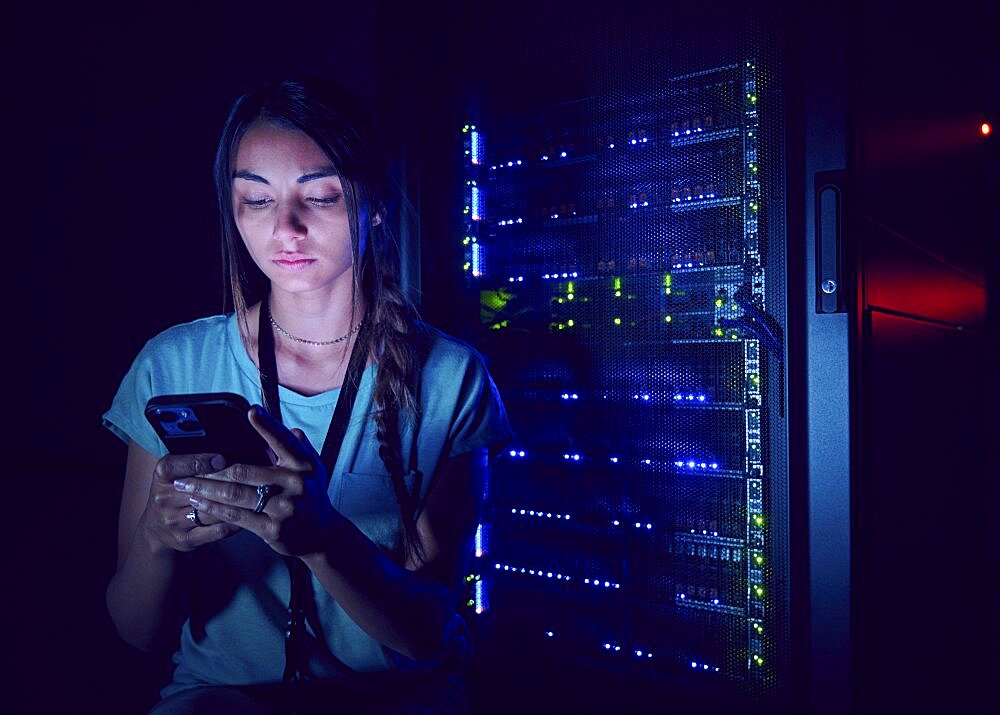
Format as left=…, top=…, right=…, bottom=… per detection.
left=273, top=202, right=306, bottom=244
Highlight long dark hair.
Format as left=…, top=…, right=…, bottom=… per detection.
left=213, top=78, right=427, bottom=566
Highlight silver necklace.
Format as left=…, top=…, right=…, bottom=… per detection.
left=269, top=306, right=364, bottom=346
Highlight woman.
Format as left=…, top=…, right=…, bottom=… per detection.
left=103, top=78, right=512, bottom=714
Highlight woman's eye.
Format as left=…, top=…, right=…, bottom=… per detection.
left=242, top=197, right=272, bottom=209
left=308, top=195, right=341, bottom=206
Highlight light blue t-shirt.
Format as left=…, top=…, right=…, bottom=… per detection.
left=102, top=313, right=512, bottom=696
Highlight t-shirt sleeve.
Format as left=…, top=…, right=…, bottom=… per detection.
left=101, top=340, right=166, bottom=457
left=446, top=350, right=514, bottom=459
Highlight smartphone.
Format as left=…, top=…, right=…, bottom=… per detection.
left=144, top=392, right=272, bottom=466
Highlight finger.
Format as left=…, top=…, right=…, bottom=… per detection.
left=189, top=496, right=275, bottom=542
left=181, top=520, right=241, bottom=548
left=247, top=406, right=315, bottom=470
left=174, top=474, right=286, bottom=509
left=154, top=453, right=226, bottom=483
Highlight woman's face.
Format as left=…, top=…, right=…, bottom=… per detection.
left=232, top=122, right=365, bottom=299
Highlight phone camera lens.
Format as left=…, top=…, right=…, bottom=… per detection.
left=177, top=420, right=200, bottom=433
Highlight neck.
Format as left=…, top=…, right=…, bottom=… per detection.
left=267, top=282, right=367, bottom=348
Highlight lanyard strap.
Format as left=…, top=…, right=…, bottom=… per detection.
left=257, top=293, right=370, bottom=684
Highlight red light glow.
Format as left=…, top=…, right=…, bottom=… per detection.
left=982, top=122, right=992, bottom=137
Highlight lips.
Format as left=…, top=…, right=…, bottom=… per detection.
left=273, top=254, right=316, bottom=270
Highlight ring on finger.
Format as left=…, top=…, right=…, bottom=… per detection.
left=185, top=508, right=205, bottom=527
left=254, top=484, right=274, bottom=514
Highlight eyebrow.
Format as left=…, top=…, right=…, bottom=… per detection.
left=232, top=168, right=340, bottom=185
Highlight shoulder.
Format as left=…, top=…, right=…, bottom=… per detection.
left=413, top=321, right=491, bottom=376
left=136, top=314, right=231, bottom=361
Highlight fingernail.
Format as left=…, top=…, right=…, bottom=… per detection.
left=174, top=480, right=193, bottom=493
left=211, top=455, right=226, bottom=470
left=189, top=497, right=205, bottom=509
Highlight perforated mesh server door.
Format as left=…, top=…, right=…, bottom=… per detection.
left=454, top=1, right=789, bottom=708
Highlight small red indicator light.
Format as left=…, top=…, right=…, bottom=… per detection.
left=982, top=122, right=992, bottom=137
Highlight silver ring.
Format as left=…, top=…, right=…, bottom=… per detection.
left=253, top=484, right=273, bottom=514
left=185, top=509, right=205, bottom=527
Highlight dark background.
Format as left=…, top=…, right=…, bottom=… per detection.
left=7, top=1, right=998, bottom=713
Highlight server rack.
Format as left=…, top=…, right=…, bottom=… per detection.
left=457, top=51, right=790, bottom=707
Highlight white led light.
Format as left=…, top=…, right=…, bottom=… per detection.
left=613, top=520, right=620, bottom=526
left=518, top=451, right=525, bottom=457
left=560, top=151, right=567, bottom=157
left=610, top=457, right=618, bottom=463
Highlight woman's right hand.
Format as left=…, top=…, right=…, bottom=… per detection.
left=139, top=453, right=242, bottom=553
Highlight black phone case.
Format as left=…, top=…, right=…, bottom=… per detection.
left=144, top=392, right=272, bottom=466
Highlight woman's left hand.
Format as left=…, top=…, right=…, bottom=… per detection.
left=171, top=405, right=338, bottom=558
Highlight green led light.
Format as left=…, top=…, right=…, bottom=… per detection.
left=665, top=287, right=672, bottom=295
left=715, top=298, right=724, bottom=307
left=730, top=333, right=738, bottom=340
left=614, top=277, right=622, bottom=290
left=615, top=290, right=622, bottom=297
left=665, top=315, right=672, bottom=323
left=463, top=206, right=470, bottom=214
left=750, top=95, right=758, bottom=104
left=467, top=599, right=475, bottom=606
left=614, top=317, right=622, bottom=325
left=567, top=319, right=574, bottom=327
left=566, top=281, right=575, bottom=293
left=663, top=274, right=672, bottom=287
left=755, top=554, right=764, bottom=565
left=463, top=262, right=471, bottom=271
left=462, top=125, right=469, bottom=132
left=462, top=237, right=470, bottom=245
left=567, top=293, right=574, bottom=301
left=754, top=585, right=765, bottom=597
left=753, top=515, right=765, bottom=527
left=752, top=165, right=759, bottom=174
left=714, top=327, right=724, bottom=336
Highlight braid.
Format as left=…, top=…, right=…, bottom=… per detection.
left=368, top=267, right=428, bottom=568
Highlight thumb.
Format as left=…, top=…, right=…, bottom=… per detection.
left=290, top=428, right=317, bottom=455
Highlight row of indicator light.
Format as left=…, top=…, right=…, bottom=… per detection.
left=543, top=271, right=580, bottom=279
left=549, top=211, right=579, bottom=219
left=540, top=151, right=570, bottom=160
left=673, top=261, right=705, bottom=268
left=674, top=459, right=721, bottom=470
left=494, top=562, right=571, bottom=580
left=690, top=660, right=721, bottom=672
left=677, top=592, right=723, bottom=606
left=673, top=127, right=707, bottom=137
left=688, top=529, right=722, bottom=537
left=672, top=192, right=718, bottom=203
left=603, top=642, right=653, bottom=658
left=490, top=159, right=525, bottom=170
left=496, top=217, right=523, bottom=226
left=584, top=578, right=621, bottom=589
left=560, top=393, right=580, bottom=400
left=673, top=393, right=709, bottom=402
left=611, top=519, right=653, bottom=530
left=629, top=200, right=650, bottom=208
left=512, top=451, right=724, bottom=471
left=511, top=508, right=571, bottom=520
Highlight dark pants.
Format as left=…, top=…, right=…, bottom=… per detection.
left=148, top=670, right=469, bottom=715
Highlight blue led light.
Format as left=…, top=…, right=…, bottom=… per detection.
left=470, top=131, right=481, bottom=164
left=610, top=457, right=618, bottom=463
left=541, top=155, right=549, bottom=161
left=635, top=522, right=641, bottom=528
left=646, top=523, right=652, bottom=530
left=604, top=643, right=611, bottom=650
left=546, top=631, right=554, bottom=637
left=470, top=243, right=480, bottom=277
left=516, top=160, right=522, bottom=165
left=560, top=151, right=567, bottom=157
left=608, top=143, right=615, bottom=148
left=630, top=139, right=637, bottom=145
